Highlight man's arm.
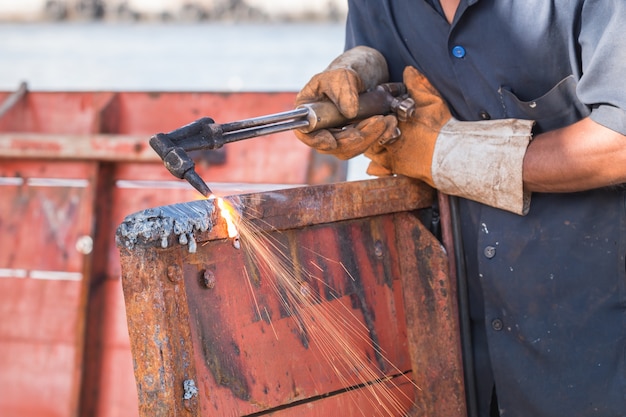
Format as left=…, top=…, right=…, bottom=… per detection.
left=523, top=117, right=626, bottom=193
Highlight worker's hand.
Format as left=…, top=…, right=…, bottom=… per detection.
left=296, top=115, right=399, bottom=160
left=365, top=66, right=451, bottom=181
left=365, top=66, right=535, bottom=215
left=294, top=46, right=392, bottom=158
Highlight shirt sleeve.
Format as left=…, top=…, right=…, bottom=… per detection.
left=578, top=0, right=626, bottom=135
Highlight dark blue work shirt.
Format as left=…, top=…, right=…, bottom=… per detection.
left=346, top=1, right=626, bottom=416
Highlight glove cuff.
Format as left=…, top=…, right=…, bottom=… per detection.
left=326, top=46, right=389, bottom=91
left=432, top=118, right=535, bottom=215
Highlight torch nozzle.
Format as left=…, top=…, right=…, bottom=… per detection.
left=184, top=170, right=212, bottom=197
left=149, top=83, right=413, bottom=195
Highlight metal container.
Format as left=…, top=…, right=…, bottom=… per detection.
left=117, top=177, right=467, bottom=416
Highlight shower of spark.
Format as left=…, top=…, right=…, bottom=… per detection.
left=216, top=200, right=419, bottom=416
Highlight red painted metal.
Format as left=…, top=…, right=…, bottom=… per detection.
left=0, top=159, right=97, bottom=417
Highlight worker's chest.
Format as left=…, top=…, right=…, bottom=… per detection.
left=379, top=0, right=589, bottom=132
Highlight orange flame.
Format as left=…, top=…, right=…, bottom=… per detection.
left=215, top=196, right=239, bottom=239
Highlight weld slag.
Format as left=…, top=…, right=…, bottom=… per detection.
left=115, top=200, right=215, bottom=253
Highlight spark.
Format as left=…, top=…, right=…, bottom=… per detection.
left=208, top=194, right=240, bottom=248
left=215, top=197, right=239, bottom=239
left=243, top=265, right=278, bottom=340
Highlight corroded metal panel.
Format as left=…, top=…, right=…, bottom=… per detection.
left=118, top=177, right=466, bottom=416
left=395, top=211, right=468, bottom=416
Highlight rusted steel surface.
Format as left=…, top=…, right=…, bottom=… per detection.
left=395, top=206, right=468, bottom=416
left=118, top=177, right=467, bottom=416
left=238, top=176, right=434, bottom=232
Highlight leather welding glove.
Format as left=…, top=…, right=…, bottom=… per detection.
left=365, top=66, right=535, bottom=215
left=294, top=46, right=399, bottom=159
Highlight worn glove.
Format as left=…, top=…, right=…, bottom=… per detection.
left=365, top=66, right=535, bottom=215
left=294, top=46, right=399, bottom=159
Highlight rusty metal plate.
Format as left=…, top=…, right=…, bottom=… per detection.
left=117, top=177, right=466, bottom=416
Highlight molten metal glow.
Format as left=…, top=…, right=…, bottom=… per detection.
left=216, top=197, right=239, bottom=239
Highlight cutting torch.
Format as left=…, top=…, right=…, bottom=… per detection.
left=149, top=82, right=415, bottom=196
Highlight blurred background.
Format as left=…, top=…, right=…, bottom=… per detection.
left=0, top=0, right=347, bottom=91
left=0, top=2, right=373, bottom=417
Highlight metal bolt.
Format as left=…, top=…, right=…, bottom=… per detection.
left=484, top=245, right=496, bottom=259
left=75, top=235, right=93, bottom=255
left=202, top=270, right=216, bottom=289
left=374, top=240, right=384, bottom=258
left=491, top=319, right=503, bottom=331
left=167, top=264, right=182, bottom=282
left=395, top=97, right=416, bottom=122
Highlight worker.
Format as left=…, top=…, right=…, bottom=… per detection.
left=294, top=1, right=626, bottom=416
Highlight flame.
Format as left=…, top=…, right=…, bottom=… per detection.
left=215, top=196, right=239, bottom=239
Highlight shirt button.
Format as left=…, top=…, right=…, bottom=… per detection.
left=479, top=110, right=491, bottom=120
left=484, top=246, right=496, bottom=259
left=491, top=319, right=503, bottom=331
left=452, top=45, right=466, bottom=58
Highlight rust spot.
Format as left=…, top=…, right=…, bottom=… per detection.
left=202, top=269, right=216, bottom=289
left=199, top=337, right=250, bottom=400
left=167, top=264, right=182, bottom=282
